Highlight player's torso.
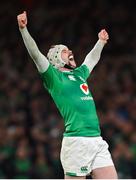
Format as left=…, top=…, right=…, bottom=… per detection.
left=60, top=71, right=94, bottom=113
left=41, top=65, right=100, bottom=136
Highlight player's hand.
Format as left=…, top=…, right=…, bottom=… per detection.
left=17, top=11, right=27, bottom=29
left=98, top=29, right=109, bottom=44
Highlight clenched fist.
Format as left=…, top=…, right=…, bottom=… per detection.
left=98, top=29, right=109, bottom=44
left=17, top=11, right=27, bottom=29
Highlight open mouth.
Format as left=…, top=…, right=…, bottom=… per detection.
left=68, top=54, right=74, bottom=61
left=68, top=59, right=76, bottom=68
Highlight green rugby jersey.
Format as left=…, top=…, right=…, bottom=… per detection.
left=40, top=64, right=101, bottom=137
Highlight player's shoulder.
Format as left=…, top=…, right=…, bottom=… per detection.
left=40, top=63, right=61, bottom=76
left=73, top=64, right=90, bottom=80
left=73, top=64, right=88, bottom=73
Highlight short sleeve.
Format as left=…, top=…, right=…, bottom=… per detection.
left=40, top=64, right=62, bottom=92
left=73, top=64, right=90, bottom=80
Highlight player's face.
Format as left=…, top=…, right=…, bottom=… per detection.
left=61, top=47, right=77, bottom=68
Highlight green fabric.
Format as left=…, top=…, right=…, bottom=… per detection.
left=0, top=145, right=15, bottom=157
left=66, top=172, right=77, bottom=176
left=130, top=144, right=136, bottom=160
left=14, top=159, right=31, bottom=179
left=40, top=64, right=101, bottom=137
left=15, top=159, right=31, bottom=172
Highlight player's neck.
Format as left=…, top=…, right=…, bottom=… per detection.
left=59, top=67, right=72, bottom=72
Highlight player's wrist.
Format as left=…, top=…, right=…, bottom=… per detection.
left=19, top=26, right=27, bottom=32
left=99, top=38, right=107, bottom=45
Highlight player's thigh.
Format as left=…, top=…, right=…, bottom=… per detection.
left=61, top=137, right=98, bottom=177
left=65, top=175, right=86, bottom=179
left=91, top=165, right=118, bottom=179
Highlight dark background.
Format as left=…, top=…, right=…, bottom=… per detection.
left=0, top=0, right=136, bottom=178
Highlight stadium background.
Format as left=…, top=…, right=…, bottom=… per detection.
left=0, top=0, right=136, bottom=178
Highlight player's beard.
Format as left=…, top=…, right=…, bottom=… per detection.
left=64, top=60, right=76, bottom=69
left=64, top=64, right=74, bottom=69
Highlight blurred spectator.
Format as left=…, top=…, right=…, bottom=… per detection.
left=0, top=0, right=136, bottom=178
left=13, top=137, right=32, bottom=179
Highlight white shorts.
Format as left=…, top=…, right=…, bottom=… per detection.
left=60, top=136, right=114, bottom=176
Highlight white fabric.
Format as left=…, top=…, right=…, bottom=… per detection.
left=20, top=27, right=105, bottom=73
left=20, top=27, right=49, bottom=73
left=60, top=136, right=114, bottom=176
left=82, top=39, right=105, bottom=73
left=47, top=45, right=67, bottom=68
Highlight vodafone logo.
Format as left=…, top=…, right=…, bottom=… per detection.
left=80, top=83, right=89, bottom=95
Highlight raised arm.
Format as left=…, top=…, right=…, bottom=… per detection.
left=17, top=11, right=49, bottom=73
left=82, top=29, right=109, bottom=73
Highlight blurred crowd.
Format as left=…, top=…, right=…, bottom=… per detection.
left=0, top=0, right=136, bottom=178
